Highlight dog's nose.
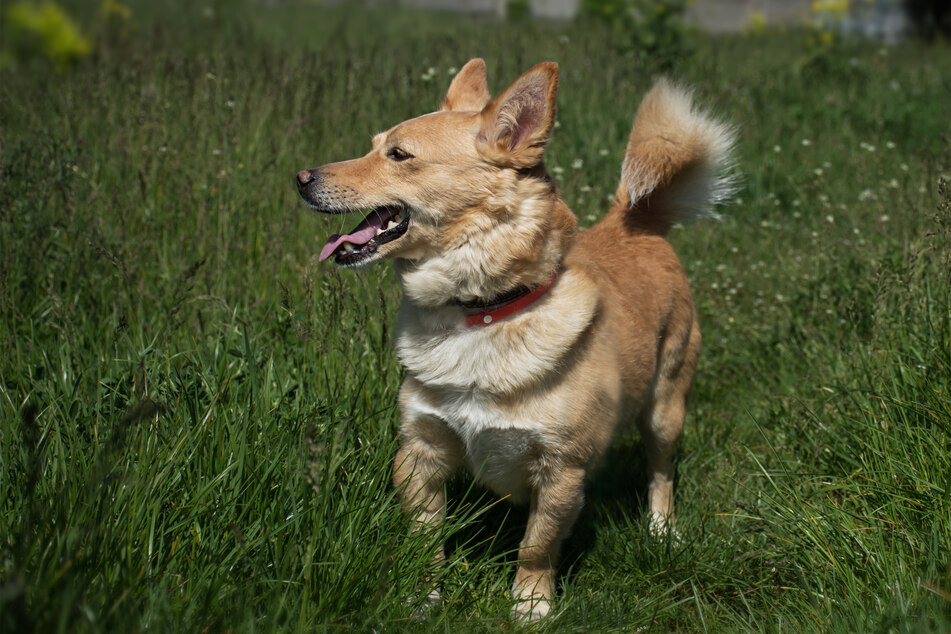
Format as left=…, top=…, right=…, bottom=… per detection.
left=297, top=169, right=315, bottom=186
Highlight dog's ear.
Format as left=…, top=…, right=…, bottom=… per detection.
left=441, top=58, right=491, bottom=112
left=477, top=62, right=558, bottom=169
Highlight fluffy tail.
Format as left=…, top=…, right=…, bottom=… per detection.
left=613, top=79, right=736, bottom=234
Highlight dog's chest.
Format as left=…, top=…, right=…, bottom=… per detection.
left=410, top=387, right=543, bottom=503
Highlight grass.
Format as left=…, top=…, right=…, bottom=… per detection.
left=1, top=1, right=950, bottom=631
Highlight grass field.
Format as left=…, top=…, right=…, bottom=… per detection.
left=2, top=1, right=950, bottom=631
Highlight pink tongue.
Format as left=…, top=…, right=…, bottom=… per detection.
left=318, top=210, right=390, bottom=263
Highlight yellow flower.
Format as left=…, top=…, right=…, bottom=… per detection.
left=744, top=11, right=768, bottom=36
left=101, top=0, right=132, bottom=20
left=5, top=2, right=92, bottom=70
left=811, top=0, right=849, bottom=19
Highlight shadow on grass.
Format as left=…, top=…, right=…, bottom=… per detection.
left=561, top=434, right=653, bottom=584
left=441, top=432, right=656, bottom=586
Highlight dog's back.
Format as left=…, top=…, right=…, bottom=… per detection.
left=570, top=80, right=734, bottom=416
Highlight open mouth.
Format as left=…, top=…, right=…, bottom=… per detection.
left=317, top=205, right=409, bottom=266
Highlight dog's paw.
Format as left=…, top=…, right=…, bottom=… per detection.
left=511, top=579, right=552, bottom=623
left=511, top=595, right=551, bottom=623
left=648, top=513, right=682, bottom=544
left=409, top=586, right=442, bottom=621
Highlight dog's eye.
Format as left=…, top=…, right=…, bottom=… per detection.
left=387, top=147, right=413, bottom=162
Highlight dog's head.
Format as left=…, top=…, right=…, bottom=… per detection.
left=297, top=59, right=573, bottom=302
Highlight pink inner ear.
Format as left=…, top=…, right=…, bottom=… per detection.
left=506, top=81, right=547, bottom=149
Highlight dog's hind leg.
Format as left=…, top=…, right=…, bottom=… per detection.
left=638, top=318, right=701, bottom=535
left=511, top=465, right=586, bottom=621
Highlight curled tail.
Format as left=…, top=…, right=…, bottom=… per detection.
left=613, top=79, right=736, bottom=235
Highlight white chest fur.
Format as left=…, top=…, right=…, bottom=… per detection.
left=402, top=386, right=543, bottom=502
left=394, top=270, right=600, bottom=502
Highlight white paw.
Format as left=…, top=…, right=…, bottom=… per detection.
left=511, top=595, right=551, bottom=622
left=410, top=586, right=442, bottom=620
left=648, top=513, right=682, bottom=544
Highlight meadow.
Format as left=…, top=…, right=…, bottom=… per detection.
left=1, top=2, right=950, bottom=631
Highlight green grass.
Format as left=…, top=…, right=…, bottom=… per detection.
left=2, top=2, right=950, bottom=631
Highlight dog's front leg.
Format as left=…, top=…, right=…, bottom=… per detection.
left=511, top=465, right=585, bottom=621
left=393, top=409, right=463, bottom=608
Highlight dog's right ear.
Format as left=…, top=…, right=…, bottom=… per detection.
left=441, top=58, right=491, bottom=112
left=477, top=62, right=558, bottom=169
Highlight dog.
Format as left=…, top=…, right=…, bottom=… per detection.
left=296, top=58, right=734, bottom=621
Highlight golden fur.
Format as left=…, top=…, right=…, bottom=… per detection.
left=296, top=58, right=735, bottom=621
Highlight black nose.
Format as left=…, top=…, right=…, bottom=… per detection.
left=297, top=169, right=315, bottom=186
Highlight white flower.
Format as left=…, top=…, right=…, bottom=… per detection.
left=885, top=141, right=896, bottom=150
left=571, top=158, right=583, bottom=170
left=448, top=67, right=458, bottom=75
left=552, top=165, right=564, bottom=175
left=801, top=139, right=812, bottom=146
left=580, top=184, right=592, bottom=192
left=886, top=178, right=899, bottom=189
left=773, top=145, right=782, bottom=153
left=880, top=214, right=890, bottom=222
left=858, top=188, right=876, bottom=201
left=599, top=148, right=609, bottom=156
left=825, top=214, right=834, bottom=224
left=813, top=168, right=823, bottom=176
left=860, top=142, right=876, bottom=152
left=900, top=163, right=909, bottom=172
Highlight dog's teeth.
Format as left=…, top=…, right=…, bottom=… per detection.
left=376, top=228, right=384, bottom=235
left=342, top=243, right=355, bottom=253
left=386, top=220, right=398, bottom=230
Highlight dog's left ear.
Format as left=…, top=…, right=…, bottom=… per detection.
left=477, top=62, right=558, bottom=169
left=441, top=58, right=491, bottom=112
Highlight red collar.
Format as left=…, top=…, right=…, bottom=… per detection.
left=464, top=271, right=558, bottom=327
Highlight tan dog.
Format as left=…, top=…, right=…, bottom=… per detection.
left=296, top=59, right=734, bottom=621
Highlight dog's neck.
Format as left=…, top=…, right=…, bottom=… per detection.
left=395, top=185, right=577, bottom=310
